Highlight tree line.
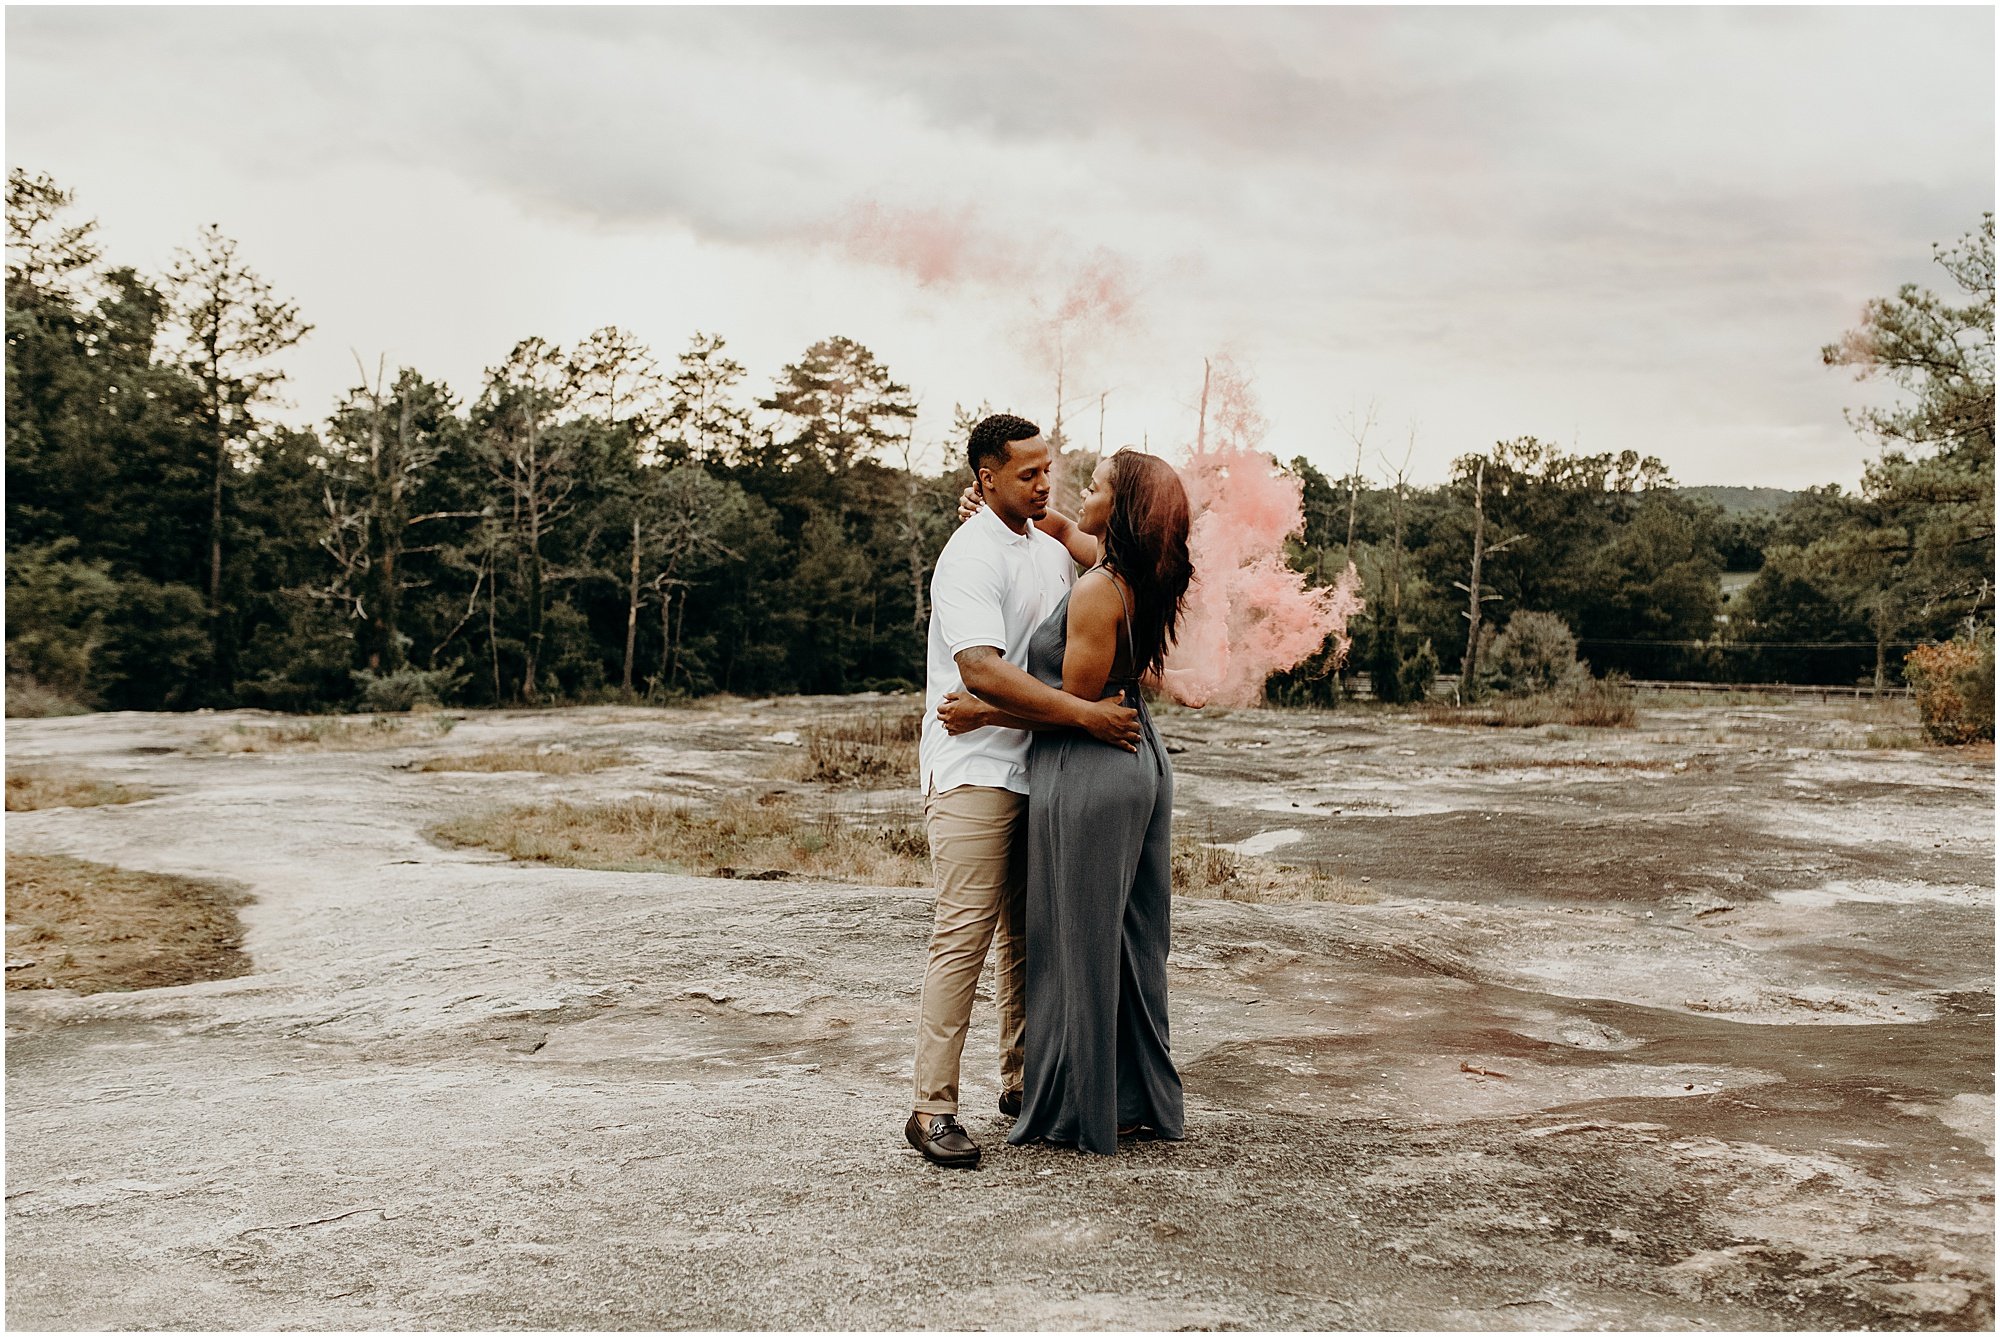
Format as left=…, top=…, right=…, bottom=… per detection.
left=6, top=170, right=1992, bottom=714
left=1291, top=215, right=1992, bottom=699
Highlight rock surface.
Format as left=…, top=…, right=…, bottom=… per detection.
left=6, top=697, right=1993, bottom=1329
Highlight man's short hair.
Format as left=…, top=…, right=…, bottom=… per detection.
left=968, top=413, right=1041, bottom=478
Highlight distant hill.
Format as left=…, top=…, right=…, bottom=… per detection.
left=1677, top=486, right=1800, bottom=515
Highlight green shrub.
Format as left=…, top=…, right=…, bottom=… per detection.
left=95, top=580, right=212, bottom=711
left=1905, top=628, right=1995, bottom=745
left=4, top=540, right=118, bottom=706
left=1485, top=611, right=1587, bottom=697
left=5, top=543, right=215, bottom=711
left=1263, top=629, right=1346, bottom=708
left=350, top=666, right=467, bottom=712
left=1398, top=638, right=1440, bottom=703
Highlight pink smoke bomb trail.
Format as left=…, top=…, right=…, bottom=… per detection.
left=1161, top=362, right=1364, bottom=708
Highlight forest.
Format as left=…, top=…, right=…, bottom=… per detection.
left=6, top=169, right=1993, bottom=715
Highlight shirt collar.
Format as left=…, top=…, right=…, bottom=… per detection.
left=977, top=504, right=1036, bottom=548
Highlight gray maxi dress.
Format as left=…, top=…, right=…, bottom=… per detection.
left=1007, top=578, right=1185, bottom=1155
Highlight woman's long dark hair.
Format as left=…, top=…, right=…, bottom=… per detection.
left=1098, top=448, right=1194, bottom=678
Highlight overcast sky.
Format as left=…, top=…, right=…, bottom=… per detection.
left=8, top=6, right=1992, bottom=486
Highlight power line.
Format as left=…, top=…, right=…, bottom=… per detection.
left=1575, top=638, right=1923, bottom=650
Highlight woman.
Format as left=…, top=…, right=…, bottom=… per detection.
left=944, top=448, right=1195, bottom=1154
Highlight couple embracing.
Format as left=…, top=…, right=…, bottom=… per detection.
left=905, top=413, right=1195, bottom=1166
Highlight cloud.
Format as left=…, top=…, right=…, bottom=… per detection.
left=6, top=6, right=1989, bottom=488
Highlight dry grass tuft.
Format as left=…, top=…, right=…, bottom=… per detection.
left=1558, top=676, right=1640, bottom=728
left=1460, top=757, right=1707, bottom=772
left=1861, top=730, right=1930, bottom=751
left=785, top=711, right=921, bottom=786
left=1421, top=677, right=1638, bottom=730
left=411, top=747, right=632, bottom=775
left=195, top=714, right=459, bottom=754
left=7, top=768, right=156, bottom=811
left=5, top=852, right=252, bottom=993
left=1170, top=832, right=1376, bottom=904
left=430, top=793, right=932, bottom=886
left=1172, top=836, right=1241, bottom=893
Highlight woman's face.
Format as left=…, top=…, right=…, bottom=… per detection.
left=1078, top=457, right=1116, bottom=538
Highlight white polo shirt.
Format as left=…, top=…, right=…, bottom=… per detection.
left=920, top=505, right=1076, bottom=797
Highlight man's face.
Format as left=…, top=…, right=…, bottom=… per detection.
left=978, top=435, right=1053, bottom=526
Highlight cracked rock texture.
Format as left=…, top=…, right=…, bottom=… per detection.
left=5, top=697, right=1993, bottom=1329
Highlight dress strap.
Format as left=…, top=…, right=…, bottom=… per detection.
left=1093, top=565, right=1162, bottom=773
left=1090, top=563, right=1140, bottom=682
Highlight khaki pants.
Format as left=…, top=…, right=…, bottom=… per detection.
left=912, top=784, right=1027, bottom=1115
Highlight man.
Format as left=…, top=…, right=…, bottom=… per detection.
left=905, top=413, right=1141, bottom=1169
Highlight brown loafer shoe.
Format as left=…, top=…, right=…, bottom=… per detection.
left=905, top=1112, right=980, bottom=1167
left=999, top=1089, right=1023, bottom=1119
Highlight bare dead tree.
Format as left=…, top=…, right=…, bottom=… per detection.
left=429, top=544, right=491, bottom=667
left=893, top=414, right=931, bottom=630
left=316, top=472, right=372, bottom=625
left=1337, top=401, right=1378, bottom=569
left=623, top=508, right=645, bottom=693
left=1196, top=358, right=1211, bottom=453
left=1050, top=329, right=1067, bottom=456
left=1455, top=456, right=1523, bottom=701
left=1377, top=426, right=1418, bottom=680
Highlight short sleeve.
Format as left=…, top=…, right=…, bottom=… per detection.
left=932, top=545, right=1009, bottom=658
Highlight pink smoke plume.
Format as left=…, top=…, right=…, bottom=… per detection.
left=835, top=202, right=1036, bottom=288
left=839, top=204, right=1357, bottom=707
left=831, top=200, right=1139, bottom=384
left=1030, top=247, right=1138, bottom=374
left=1162, top=357, right=1365, bottom=709
left=1049, top=248, right=1138, bottom=328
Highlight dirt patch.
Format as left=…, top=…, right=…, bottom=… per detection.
left=192, top=713, right=459, bottom=753
left=408, top=746, right=633, bottom=775
left=428, top=792, right=932, bottom=885
left=6, top=767, right=156, bottom=810
left=4, top=853, right=252, bottom=993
